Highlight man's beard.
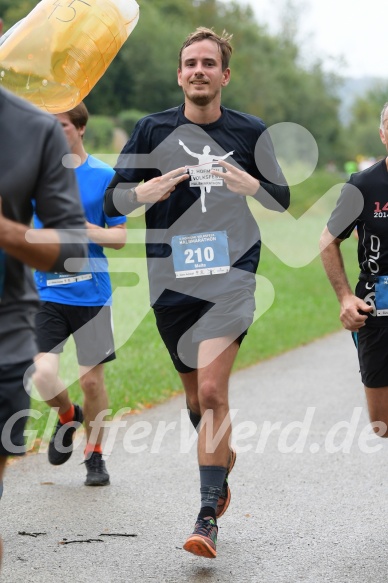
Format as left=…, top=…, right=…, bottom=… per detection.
left=188, top=94, right=213, bottom=106
left=185, top=87, right=219, bottom=107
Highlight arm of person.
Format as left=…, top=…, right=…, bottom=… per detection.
left=85, top=221, right=127, bottom=250
left=211, top=160, right=290, bottom=211
left=319, top=226, right=372, bottom=331
left=104, top=167, right=189, bottom=217
left=0, top=197, right=63, bottom=271
left=255, top=180, right=290, bottom=211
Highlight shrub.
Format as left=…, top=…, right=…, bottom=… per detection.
left=84, top=116, right=115, bottom=152
left=116, top=109, right=149, bottom=137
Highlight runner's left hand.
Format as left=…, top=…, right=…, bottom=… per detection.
left=211, top=160, right=260, bottom=197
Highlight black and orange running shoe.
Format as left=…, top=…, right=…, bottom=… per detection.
left=48, top=403, right=83, bottom=466
left=183, top=516, right=218, bottom=559
left=84, top=452, right=110, bottom=486
left=216, top=447, right=236, bottom=518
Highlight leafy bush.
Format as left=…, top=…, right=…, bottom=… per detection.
left=84, top=116, right=115, bottom=152
left=116, top=109, right=149, bottom=137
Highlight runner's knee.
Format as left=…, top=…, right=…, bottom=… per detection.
left=33, top=363, right=57, bottom=393
left=198, top=380, right=227, bottom=410
left=80, top=375, right=104, bottom=398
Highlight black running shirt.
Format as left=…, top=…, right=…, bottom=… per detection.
left=108, top=105, right=290, bottom=306
left=327, top=158, right=388, bottom=326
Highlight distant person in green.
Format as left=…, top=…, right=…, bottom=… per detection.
left=344, top=159, right=358, bottom=178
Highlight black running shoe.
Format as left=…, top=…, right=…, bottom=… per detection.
left=84, top=452, right=110, bottom=486
left=183, top=516, right=218, bottom=558
left=48, top=404, right=83, bottom=466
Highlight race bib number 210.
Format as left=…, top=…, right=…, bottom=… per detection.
left=171, top=230, right=230, bottom=278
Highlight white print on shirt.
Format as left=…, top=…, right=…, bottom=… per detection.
left=178, top=140, right=234, bottom=213
left=363, top=290, right=377, bottom=317
left=368, top=234, right=380, bottom=274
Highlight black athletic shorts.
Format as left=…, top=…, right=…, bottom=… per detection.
left=355, top=326, right=388, bottom=387
left=35, top=302, right=116, bottom=367
left=153, top=289, right=255, bottom=373
left=0, top=360, right=34, bottom=456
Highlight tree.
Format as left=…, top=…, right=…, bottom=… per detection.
left=0, top=0, right=37, bottom=27
left=0, top=0, right=344, bottom=164
left=346, top=83, right=388, bottom=159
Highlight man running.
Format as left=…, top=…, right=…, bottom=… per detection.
left=0, top=86, right=87, bottom=569
left=105, top=27, right=289, bottom=558
left=320, top=102, right=388, bottom=447
left=33, top=102, right=126, bottom=486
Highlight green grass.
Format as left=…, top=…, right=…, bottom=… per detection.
left=27, top=168, right=358, bottom=441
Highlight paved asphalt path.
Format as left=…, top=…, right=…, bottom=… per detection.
left=2, top=330, right=388, bottom=583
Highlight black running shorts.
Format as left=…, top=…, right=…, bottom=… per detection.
left=153, top=289, right=255, bottom=373
left=0, top=360, right=34, bottom=456
left=355, top=325, right=388, bottom=387
left=35, top=302, right=116, bottom=367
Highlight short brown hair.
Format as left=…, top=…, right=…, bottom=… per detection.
left=65, top=101, right=89, bottom=129
left=178, top=27, right=233, bottom=71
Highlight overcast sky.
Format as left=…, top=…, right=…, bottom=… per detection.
left=220, top=0, right=386, bottom=79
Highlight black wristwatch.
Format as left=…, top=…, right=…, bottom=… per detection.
left=128, top=186, right=138, bottom=204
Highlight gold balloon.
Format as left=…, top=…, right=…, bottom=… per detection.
left=0, top=0, right=139, bottom=113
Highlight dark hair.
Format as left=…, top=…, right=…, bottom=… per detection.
left=178, top=27, right=233, bottom=71
left=65, top=101, right=89, bottom=129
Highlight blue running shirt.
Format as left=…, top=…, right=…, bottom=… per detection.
left=35, top=155, right=126, bottom=306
